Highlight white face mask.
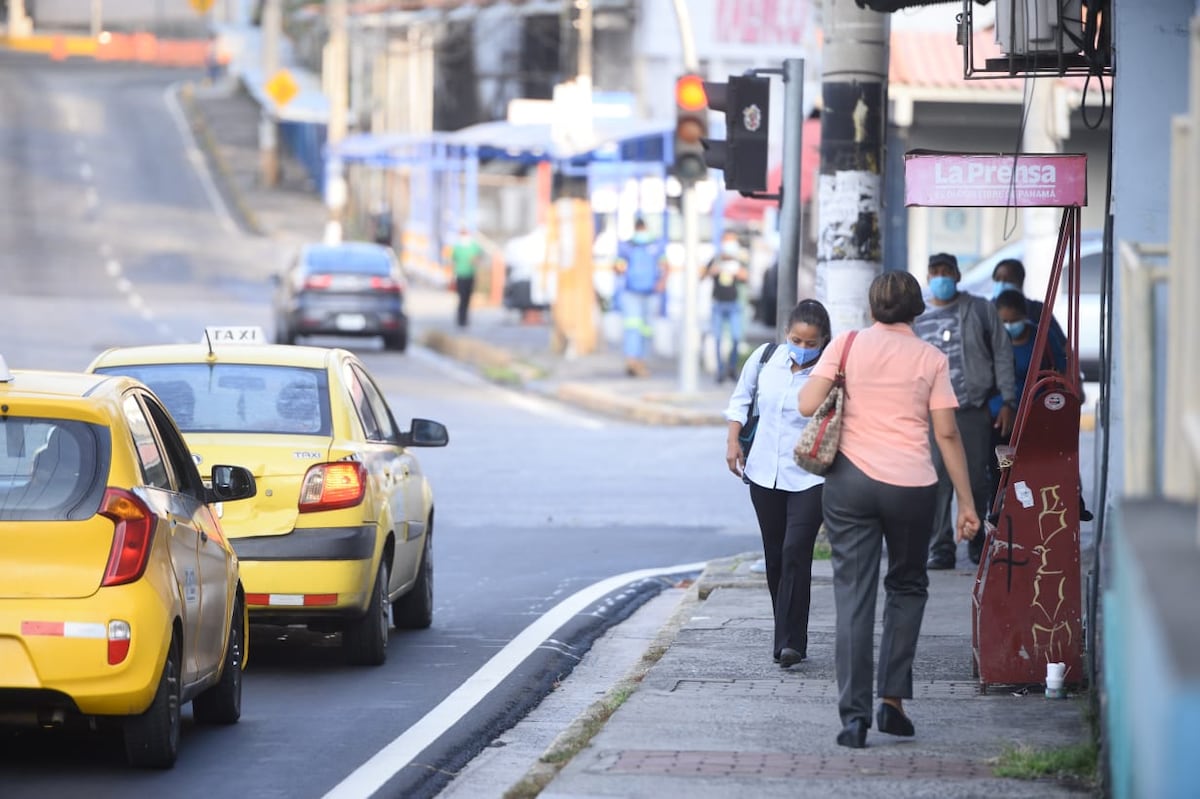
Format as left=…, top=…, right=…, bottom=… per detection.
left=721, top=240, right=739, bottom=256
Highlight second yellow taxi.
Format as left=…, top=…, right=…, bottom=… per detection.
left=87, top=327, right=448, bottom=666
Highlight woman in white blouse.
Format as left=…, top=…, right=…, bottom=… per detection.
left=723, top=299, right=830, bottom=668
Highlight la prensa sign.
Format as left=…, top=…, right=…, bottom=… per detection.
left=904, top=152, right=1087, bottom=208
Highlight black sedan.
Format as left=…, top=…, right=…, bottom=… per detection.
left=273, top=242, right=408, bottom=351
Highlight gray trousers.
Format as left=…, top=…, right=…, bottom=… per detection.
left=823, top=454, right=937, bottom=725
left=928, top=405, right=993, bottom=562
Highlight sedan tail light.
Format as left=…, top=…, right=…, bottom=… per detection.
left=369, top=276, right=404, bottom=294
left=100, top=489, right=157, bottom=587
left=304, top=274, right=334, bottom=290
left=298, top=462, right=367, bottom=512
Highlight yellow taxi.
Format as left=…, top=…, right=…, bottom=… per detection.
left=0, top=358, right=257, bottom=768
left=87, top=327, right=449, bottom=667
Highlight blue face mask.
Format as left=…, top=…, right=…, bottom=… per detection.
left=1004, top=320, right=1028, bottom=338
left=929, top=275, right=958, bottom=302
left=788, top=343, right=821, bottom=366
left=992, top=281, right=1022, bottom=299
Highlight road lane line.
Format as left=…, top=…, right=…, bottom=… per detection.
left=105, top=259, right=121, bottom=277
left=115, top=277, right=132, bottom=293
left=322, top=560, right=705, bottom=799
left=162, top=82, right=238, bottom=235
left=406, top=345, right=607, bottom=430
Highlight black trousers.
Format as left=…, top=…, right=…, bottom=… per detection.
left=748, top=481, right=824, bottom=658
left=928, top=405, right=993, bottom=563
left=455, top=275, right=475, bottom=327
left=822, top=454, right=937, bottom=725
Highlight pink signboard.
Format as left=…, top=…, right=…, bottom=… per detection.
left=904, top=152, right=1087, bottom=208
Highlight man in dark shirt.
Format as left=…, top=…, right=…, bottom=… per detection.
left=704, top=232, right=749, bottom=382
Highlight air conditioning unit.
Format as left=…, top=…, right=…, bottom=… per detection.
left=996, top=0, right=1084, bottom=56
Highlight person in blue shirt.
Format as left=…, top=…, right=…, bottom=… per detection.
left=723, top=299, right=830, bottom=669
left=991, top=258, right=1068, bottom=355
left=614, top=218, right=667, bottom=377
left=986, top=290, right=1070, bottom=526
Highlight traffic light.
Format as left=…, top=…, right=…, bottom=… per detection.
left=702, top=75, right=771, bottom=195
left=673, top=74, right=709, bottom=184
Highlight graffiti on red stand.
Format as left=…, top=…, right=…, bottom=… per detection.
left=1031, top=485, right=1073, bottom=664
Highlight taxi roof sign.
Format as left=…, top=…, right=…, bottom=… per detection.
left=203, top=326, right=267, bottom=345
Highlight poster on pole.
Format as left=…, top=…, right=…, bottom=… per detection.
left=904, top=152, right=1087, bottom=208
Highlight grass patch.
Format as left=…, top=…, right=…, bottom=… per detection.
left=482, top=365, right=524, bottom=386
left=813, top=540, right=832, bottom=560
left=994, top=741, right=1098, bottom=786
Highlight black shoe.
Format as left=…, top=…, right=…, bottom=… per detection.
left=779, top=648, right=806, bottom=668
left=927, top=555, right=955, bottom=570
left=1080, top=496, right=1094, bottom=522
left=876, top=702, right=915, bottom=737
left=836, top=718, right=868, bottom=749
left=773, top=651, right=781, bottom=664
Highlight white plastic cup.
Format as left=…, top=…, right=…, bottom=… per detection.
left=1045, top=662, right=1067, bottom=698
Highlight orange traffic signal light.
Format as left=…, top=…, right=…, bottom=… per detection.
left=674, top=73, right=708, bottom=183
left=675, top=74, right=707, bottom=112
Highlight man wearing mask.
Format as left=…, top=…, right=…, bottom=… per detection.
left=915, top=253, right=1017, bottom=568
left=704, top=231, right=750, bottom=382
left=614, top=218, right=667, bottom=377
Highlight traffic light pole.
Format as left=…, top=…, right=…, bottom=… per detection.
left=670, top=0, right=701, bottom=394
left=776, top=58, right=806, bottom=342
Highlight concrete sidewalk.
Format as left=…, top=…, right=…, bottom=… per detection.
left=184, top=77, right=1097, bottom=799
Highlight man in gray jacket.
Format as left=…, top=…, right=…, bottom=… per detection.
left=915, top=253, right=1017, bottom=568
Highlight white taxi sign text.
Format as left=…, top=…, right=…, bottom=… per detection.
left=203, top=326, right=267, bottom=345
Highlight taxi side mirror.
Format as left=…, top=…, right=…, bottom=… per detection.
left=400, top=418, right=448, bottom=448
left=208, top=465, right=257, bottom=503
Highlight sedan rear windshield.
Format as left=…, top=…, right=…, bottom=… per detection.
left=93, top=364, right=332, bottom=436
left=0, top=418, right=110, bottom=521
left=303, top=246, right=391, bottom=275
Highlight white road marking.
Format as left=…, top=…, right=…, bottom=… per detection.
left=322, top=561, right=705, bottom=799
left=115, top=277, right=132, bottom=293
left=105, top=259, right=121, bottom=277
left=406, top=345, right=606, bottom=430
left=128, top=293, right=144, bottom=310
left=162, top=83, right=238, bottom=235
left=80, top=163, right=93, bottom=181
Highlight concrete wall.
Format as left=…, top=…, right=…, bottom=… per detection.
left=1104, top=4, right=1197, bottom=797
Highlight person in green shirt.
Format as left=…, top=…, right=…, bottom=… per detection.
left=450, top=226, right=484, bottom=327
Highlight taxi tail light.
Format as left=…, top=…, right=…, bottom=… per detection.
left=99, top=488, right=157, bottom=587
left=298, top=462, right=366, bottom=512
left=304, top=274, right=333, bottom=290
left=107, top=620, right=131, bottom=665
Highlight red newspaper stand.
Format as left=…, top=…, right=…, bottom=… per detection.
left=904, top=152, right=1088, bottom=691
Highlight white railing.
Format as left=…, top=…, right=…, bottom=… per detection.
left=1118, top=240, right=1168, bottom=498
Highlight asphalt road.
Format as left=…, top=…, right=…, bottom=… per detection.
left=0, top=54, right=761, bottom=798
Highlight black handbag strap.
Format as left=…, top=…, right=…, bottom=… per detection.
left=747, top=343, right=778, bottom=418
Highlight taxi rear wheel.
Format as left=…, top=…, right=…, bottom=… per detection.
left=393, top=530, right=433, bottom=630
left=344, top=560, right=389, bottom=666
left=124, top=635, right=181, bottom=769
left=193, top=594, right=244, bottom=725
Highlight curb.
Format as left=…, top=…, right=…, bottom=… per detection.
left=421, top=329, right=727, bottom=427
left=501, top=578, right=703, bottom=799
left=176, top=82, right=267, bottom=237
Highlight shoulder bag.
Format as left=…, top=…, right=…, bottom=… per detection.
left=737, top=343, right=778, bottom=459
left=793, top=331, right=858, bottom=475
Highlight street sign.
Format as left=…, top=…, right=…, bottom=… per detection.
left=189, top=0, right=215, bottom=13
left=265, top=69, right=299, bottom=108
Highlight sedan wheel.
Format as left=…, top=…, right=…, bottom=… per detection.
left=124, top=635, right=181, bottom=769
left=343, top=560, right=389, bottom=666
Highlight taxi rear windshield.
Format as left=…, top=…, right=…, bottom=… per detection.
left=0, top=418, right=110, bottom=521
left=94, top=364, right=333, bottom=436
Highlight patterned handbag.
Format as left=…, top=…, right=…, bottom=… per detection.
left=793, top=331, right=858, bottom=475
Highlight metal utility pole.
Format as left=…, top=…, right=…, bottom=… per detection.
left=90, top=0, right=103, bottom=38
left=670, top=0, right=701, bottom=393
left=817, top=0, right=889, bottom=334
left=775, top=59, right=806, bottom=342
left=259, top=0, right=282, bottom=187
left=324, top=0, right=350, bottom=242
left=6, top=0, right=30, bottom=38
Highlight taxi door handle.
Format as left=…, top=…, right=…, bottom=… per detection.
left=200, top=530, right=209, bottom=544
